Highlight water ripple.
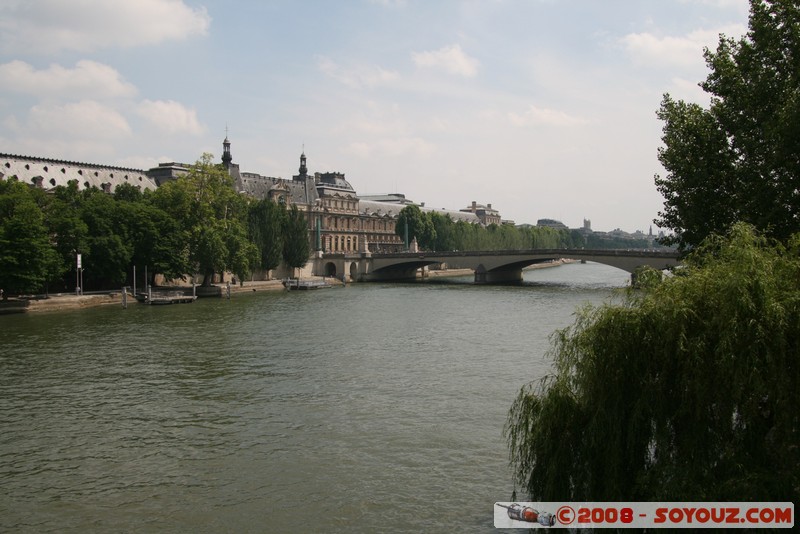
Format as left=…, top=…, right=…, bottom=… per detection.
left=1, top=263, right=625, bottom=532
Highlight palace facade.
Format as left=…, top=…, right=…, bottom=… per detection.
left=1, top=136, right=501, bottom=254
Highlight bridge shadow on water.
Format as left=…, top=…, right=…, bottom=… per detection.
left=403, top=262, right=633, bottom=294
left=418, top=278, right=628, bottom=293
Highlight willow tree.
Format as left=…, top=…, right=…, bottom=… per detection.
left=505, top=223, right=799, bottom=501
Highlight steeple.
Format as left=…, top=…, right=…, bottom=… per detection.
left=221, top=128, right=232, bottom=167
left=298, top=149, right=307, bottom=177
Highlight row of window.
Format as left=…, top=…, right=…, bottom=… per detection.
left=324, top=231, right=402, bottom=253
left=326, top=216, right=394, bottom=232
left=29, top=177, right=114, bottom=190
left=3, top=161, right=144, bottom=182
left=325, top=198, right=357, bottom=211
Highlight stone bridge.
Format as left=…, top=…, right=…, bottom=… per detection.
left=314, top=249, right=680, bottom=284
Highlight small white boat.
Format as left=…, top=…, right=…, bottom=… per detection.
left=282, top=278, right=332, bottom=291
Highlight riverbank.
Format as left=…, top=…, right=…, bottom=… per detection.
left=0, top=278, right=302, bottom=314
left=2, top=259, right=575, bottom=314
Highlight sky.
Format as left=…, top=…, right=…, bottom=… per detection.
left=0, top=0, right=751, bottom=232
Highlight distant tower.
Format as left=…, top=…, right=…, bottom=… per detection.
left=222, top=132, right=233, bottom=168
left=298, top=150, right=308, bottom=177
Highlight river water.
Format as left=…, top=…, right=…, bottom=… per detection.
left=1, top=262, right=628, bottom=533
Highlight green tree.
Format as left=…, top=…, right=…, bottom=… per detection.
left=429, top=211, right=456, bottom=251
left=112, top=182, right=144, bottom=203
left=282, top=204, right=310, bottom=275
left=225, top=211, right=260, bottom=284
left=505, top=223, right=799, bottom=501
left=655, top=0, right=800, bottom=249
left=116, top=197, right=189, bottom=285
left=79, top=188, right=133, bottom=288
left=395, top=205, right=436, bottom=249
left=45, top=181, right=89, bottom=290
left=248, top=198, right=286, bottom=275
left=154, top=153, right=254, bottom=285
left=0, top=179, right=60, bottom=295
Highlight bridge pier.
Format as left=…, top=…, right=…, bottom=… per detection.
left=474, top=267, right=523, bottom=284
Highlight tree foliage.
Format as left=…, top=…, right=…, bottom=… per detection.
left=395, top=207, right=583, bottom=252
left=248, top=198, right=285, bottom=273
left=396, top=205, right=436, bottom=249
left=655, top=0, right=800, bottom=249
left=282, top=204, right=310, bottom=272
left=505, top=223, right=799, bottom=501
left=154, top=153, right=256, bottom=285
left=79, top=188, right=132, bottom=287
left=0, top=179, right=60, bottom=294
left=0, top=151, right=316, bottom=292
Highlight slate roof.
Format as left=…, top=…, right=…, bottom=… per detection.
left=0, top=153, right=157, bottom=192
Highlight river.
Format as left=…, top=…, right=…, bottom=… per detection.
left=0, top=262, right=628, bottom=533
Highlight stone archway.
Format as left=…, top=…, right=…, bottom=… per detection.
left=325, top=262, right=337, bottom=277
left=349, top=262, right=358, bottom=281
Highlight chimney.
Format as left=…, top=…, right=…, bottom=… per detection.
left=487, top=203, right=492, bottom=209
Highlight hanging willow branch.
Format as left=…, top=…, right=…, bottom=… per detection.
left=505, top=223, right=800, bottom=501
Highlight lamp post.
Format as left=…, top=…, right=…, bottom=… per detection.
left=76, top=253, right=82, bottom=295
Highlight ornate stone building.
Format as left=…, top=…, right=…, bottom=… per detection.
left=221, top=138, right=406, bottom=253
left=2, top=136, right=501, bottom=255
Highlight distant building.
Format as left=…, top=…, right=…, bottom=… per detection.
left=460, top=201, right=501, bottom=226
left=224, top=141, right=403, bottom=253
left=1, top=136, right=505, bottom=255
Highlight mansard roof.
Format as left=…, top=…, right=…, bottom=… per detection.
left=235, top=171, right=319, bottom=205
left=0, top=153, right=157, bottom=191
left=357, top=199, right=481, bottom=224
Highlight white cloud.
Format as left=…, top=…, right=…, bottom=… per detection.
left=669, top=77, right=710, bottom=104
left=0, top=0, right=210, bottom=54
left=317, top=56, right=400, bottom=89
left=26, top=100, right=132, bottom=138
left=621, top=24, right=747, bottom=68
left=368, top=0, right=408, bottom=7
left=508, top=105, right=589, bottom=127
left=412, top=44, right=479, bottom=77
left=137, top=99, right=205, bottom=135
left=679, top=0, right=749, bottom=13
left=0, top=60, right=137, bottom=99
left=346, top=137, right=435, bottom=158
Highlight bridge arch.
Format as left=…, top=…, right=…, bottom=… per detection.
left=323, top=249, right=680, bottom=284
